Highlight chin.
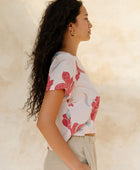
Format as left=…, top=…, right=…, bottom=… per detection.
left=79, top=34, right=91, bottom=42
left=82, top=36, right=91, bottom=41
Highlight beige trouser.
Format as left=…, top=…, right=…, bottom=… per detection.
left=44, top=135, right=97, bottom=170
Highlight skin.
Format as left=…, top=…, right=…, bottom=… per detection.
left=37, top=5, right=92, bottom=170
left=60, top=5, right=93, bottom=56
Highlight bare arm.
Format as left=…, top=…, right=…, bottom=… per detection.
left=37, top=89, right=83, bottom=170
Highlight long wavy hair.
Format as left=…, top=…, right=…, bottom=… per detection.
left=23, top=0, right=82, bottom=121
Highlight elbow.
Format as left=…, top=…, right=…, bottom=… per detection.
left=36, top=121, right=47, bottom=134
left=36, top=120, right=42, bottom=131
left=36, top=118, right=54, bottom=131
left=36, top=118, right=44, bottom=131
left=36, top=120, right=40, bottom=129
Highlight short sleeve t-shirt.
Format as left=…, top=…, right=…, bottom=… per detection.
left=45, top=51, right=100, bottom=151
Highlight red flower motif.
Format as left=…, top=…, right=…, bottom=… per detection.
left=71, top=123, right=84, bottom=135
left=46, top=75, right=53, bottom=91
left=75, top=60, right=85, bottom=81
left=90, top=96, right=100, bottom=121
left=62, top=110, right=84, bottom=135
left=68, top=103, right=74, bottom=107
left=55, top=71, right=74, bottom=96
left=62, top=112, right=71, bottom=130
left=67, top=99, right=74, bottom=107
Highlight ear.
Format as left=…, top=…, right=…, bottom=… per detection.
left=67, top=23, right=73, bottom=32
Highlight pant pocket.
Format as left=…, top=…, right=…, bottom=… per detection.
left=67, top=136, right=87, bottom=164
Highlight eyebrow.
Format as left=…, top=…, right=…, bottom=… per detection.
left=84, top=13, right=88, bottom=16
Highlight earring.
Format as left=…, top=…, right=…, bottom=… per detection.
left=70, top=30, right=76, bottom=36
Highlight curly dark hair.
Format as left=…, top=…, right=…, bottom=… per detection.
left=23, top=0, right=83, bottom=121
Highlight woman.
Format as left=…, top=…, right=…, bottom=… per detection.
left=23, top=0, right=100, bottom=169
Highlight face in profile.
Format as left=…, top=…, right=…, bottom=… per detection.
left=72, top=5, right=93, bottom=41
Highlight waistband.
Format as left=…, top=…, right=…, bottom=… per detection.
left=73, top=133, right=96, bottom=137
left=85, top=133, right=96, bottom=136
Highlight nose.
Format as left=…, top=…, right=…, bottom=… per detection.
left=88, top=20, right=93, bottom=28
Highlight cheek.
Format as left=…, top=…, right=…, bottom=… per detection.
left=82, top=22, right=89, bottom=31
left=76, top=21, right=88, bottom=36
left=80, top=20, right=86, bottom=27
left=78, top=22, right=87, bottom=32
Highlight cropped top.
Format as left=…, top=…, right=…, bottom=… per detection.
left=45, top=51, right=100, bottom=151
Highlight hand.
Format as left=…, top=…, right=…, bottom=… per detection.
left=72, top=163, right=91, bottom=170
left=80, top=163, right=91, bottom=170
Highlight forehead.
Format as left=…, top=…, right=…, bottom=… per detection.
left=79, top=5, right=88, bottom=16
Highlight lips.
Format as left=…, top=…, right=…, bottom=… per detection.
left=88, top=30, right=91, bottom=34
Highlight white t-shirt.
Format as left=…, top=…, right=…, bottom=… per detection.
left=45, top=51, right=100, bottom=151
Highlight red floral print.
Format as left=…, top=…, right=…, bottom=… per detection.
left=62, top=110, right=84, bottom=136
left=71, top=123, right=84, bottom=135
left=55, top=71, right=74, bottom=96
left=46, top=75, right=53, bottom=91
left=62, top=111, right=71, bottom=130
left=67, top=99, right=74, bottom=107
left=90, top=96, right=100, bottom=121
left=75, top=60, right=85, bottom=81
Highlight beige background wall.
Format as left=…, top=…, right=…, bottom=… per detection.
left=0, top=0, right=140, bottom=170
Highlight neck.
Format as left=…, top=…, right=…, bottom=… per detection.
left=60, top=33, right=80, bottom=56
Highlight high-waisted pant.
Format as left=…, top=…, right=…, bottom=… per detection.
left=44, top=135, right=97, bottom=170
